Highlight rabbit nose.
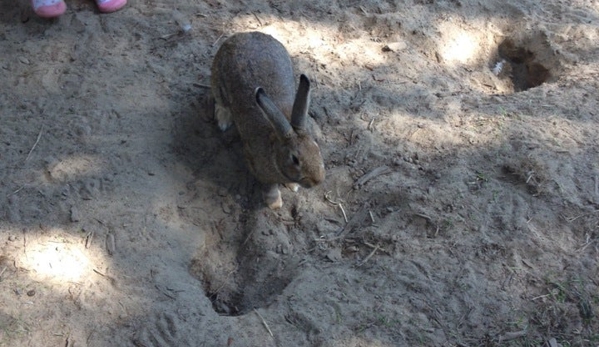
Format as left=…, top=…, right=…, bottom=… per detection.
left=300, top=175, right=323, bottom=189
left=299, top=178, right=316, bottom=188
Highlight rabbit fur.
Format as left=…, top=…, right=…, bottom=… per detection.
left=211, top=31, right=325, bottom=209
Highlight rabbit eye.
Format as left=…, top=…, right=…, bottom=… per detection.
left=291, top=154, right=300, bottom=165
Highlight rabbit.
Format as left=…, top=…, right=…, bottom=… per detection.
left=211, top=31, right=325, bottom=209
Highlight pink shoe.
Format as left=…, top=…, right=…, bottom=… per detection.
left=96, top=0, right=127, bottom=13
left=32, top=0, right=67, bottom=18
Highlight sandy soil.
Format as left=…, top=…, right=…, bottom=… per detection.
left=1, top=0, right=599, bottom=346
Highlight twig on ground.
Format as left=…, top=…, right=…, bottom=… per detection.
left=363, top=241, right=391, bottom=255
left=254, top=309, right=274, bottom=337
left=211, top=267, right=238, bottom=296
left=530, top=294, right=551, bottom=301
left=12, top=186, right=25, bottom=195
left=84, top=230, right=94, bottom=249
left=353, top=165, right=391, bottom=190
left=498, top=329, right=527, bottom=342
left=22, top=229, right=27, bottom=255
left=338, top=203, right=348, bottom=223
left=367, top=117, right=376, bottom=131
left=457, top=307, right=473, bottom=329
left=106, top=233, right=116, bottom=256
left=252, top=12, right=262, bottom=26
left=314, top=235, right=343, bottom=242
left=0, top=266, right=7, bottom=280
left=563, top=214, right=584, bottom=223
left=93, top=268, right=117, bottom=286
left=316, top=205, right=367, bottom=242
left=324, top=191, right=348, bottom=223
left=576, top=237, right=594, bottom=253
left=357, top=244, right=379, bottom=267
left=594, top=174, right=598, bottom=200
left=159, top=33, right=178, bottom=40
left=155, top=285, right=176, bottom=300
left=213, top=33, right=224, bottom=47
left=241, top=226, right=256, bottom=249
left=415, top=213, right=432, bottom=221
left=25, top=124, right=44, bottom=162
left=363, top=241, right=377, bottom=248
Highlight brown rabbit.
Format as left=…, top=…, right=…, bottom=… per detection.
left=211, top=31, right=325, bottom=209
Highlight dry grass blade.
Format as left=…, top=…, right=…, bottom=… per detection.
left=324, top=191, right=348, bottom=223
left=254, top=309, right=274, bottom=337
left=25, top=124, right=44, bottom=162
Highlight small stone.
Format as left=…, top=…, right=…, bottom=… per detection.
left=325, top=248, right=342, bottom=262
left=346, top=245, right=359, bottom=253
left=8, top=235, right=16, bottom=241
left=382, top=41, right=407, bottom=52
left=181, top=23, right=192, bottom=33
left=221, top=202, right=231, bottom=214
left=547, top=338, right=559, bottom=347
left=27, top=289, right=36, bottom=297
left=74, top=124, right=91, bottom=137
left=106, top=233, right=116, bottom=256
left=70, top=207, right=81, bottom=223
left=19, top=56, right=31, bottom=65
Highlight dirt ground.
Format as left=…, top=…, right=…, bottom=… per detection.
left=1, top=0, right=599, bottom=346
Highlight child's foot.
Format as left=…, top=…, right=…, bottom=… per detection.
left=32, top=0, right=67, bottom=18
left=96, top=0, right=127, bottom=13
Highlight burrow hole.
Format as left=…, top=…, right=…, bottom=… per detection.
left=189, top=223, right=297, bottom=317
left=493, top=36, right=554, bottom=92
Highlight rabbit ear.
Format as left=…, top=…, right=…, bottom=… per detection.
left=290, top=74, right=311, bottom=131
left=255, top=87, right=294, bottom=140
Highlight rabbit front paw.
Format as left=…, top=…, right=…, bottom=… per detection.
left=215, top=103, right=233, bottom=131
left=263, top=184, right=283, bottom=209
